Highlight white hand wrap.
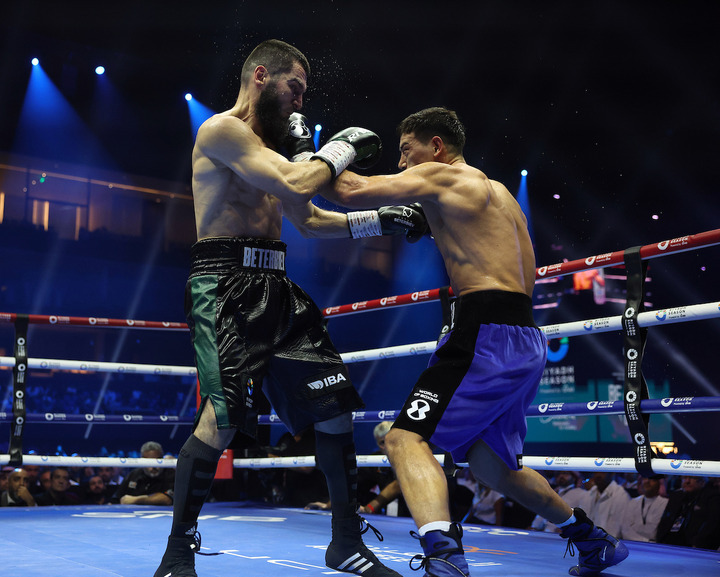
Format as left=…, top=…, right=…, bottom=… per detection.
left=312, top=141, right=357, bottom=178
left=291, top=151, right=314, bottom=162
left=347, top=210, right=382, bottom=239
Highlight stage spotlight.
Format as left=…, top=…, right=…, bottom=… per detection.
left=185, top=93, right=193, bottom=101
left=95, top=66, right=105, bottom=75
left=553, top=194, right=560, bottom=200
left=521, top=169, right=528, bottom=176
left=313, top=124, right=323, bottom=150
left=31, top=58, right=39, bottom=66
left=652, top=214, right=659, bottom=220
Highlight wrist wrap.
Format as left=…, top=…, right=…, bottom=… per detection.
left=347, top=210, right=382, bottom=239
left=312, top=141, right=356, bottom=178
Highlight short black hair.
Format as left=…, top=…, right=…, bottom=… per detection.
left=397, top=107, right=466, bottom=152
left=241, top=39, right=310, bottom=83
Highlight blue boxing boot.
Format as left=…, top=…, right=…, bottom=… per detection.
left=410, top=523, right=470, bottom=577
left=560, top=508, right=629, bottom=575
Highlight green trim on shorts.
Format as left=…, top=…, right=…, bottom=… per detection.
left=189, top=275, right=230, bottom=428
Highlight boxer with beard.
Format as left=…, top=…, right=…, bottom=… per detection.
left=152, top=39, right=425, bottom=577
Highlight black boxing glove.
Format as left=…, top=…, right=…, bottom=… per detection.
left=346, top=204, right=428, bottom=242
left=312, top=127, right=382, bottom=178
left=285, top=113, right=315, bottom=162
left=405, top=202, right=433, bottom=241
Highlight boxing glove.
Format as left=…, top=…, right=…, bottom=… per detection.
left=404, top=203, right=433, bottom=241
left=312, top=127, right=382, bottom=178
left=347, top=204, right=428, bottom=242
left=285, top=113, right=315, bottom=162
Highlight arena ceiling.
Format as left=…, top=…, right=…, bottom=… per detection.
left=1, top=1, right=718, bottom=263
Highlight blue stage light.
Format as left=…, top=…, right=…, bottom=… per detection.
left=31, top=58, right=39, bottom=66
left=185, top=93, right=193, bottom=101
left=95, top=66, right=105, bottom=75
left=521, top=169, right=528, bottom=176
left=315, top=124, right=322, bottom=132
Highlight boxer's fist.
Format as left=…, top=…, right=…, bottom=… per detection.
left=285, top=113, right=315, bottom=162
left=404, top=203, right=432, bottom=242
left=312, top=127, right=382, bottom=178
left=378, top=204, right=429, bottom=243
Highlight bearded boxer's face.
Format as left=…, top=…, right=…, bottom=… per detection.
left=257, top=81, right=287, bottom=149
left=257, top=62, right=307, bottom=149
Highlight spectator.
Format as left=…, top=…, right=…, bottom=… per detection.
left=39, top=469, right=52, bottom=493
left=620, top=475, right=668, bottom=542
left=22, top=464, right=44, bottom=495
left=98, top=465, right=124, bottom=488
left=83, top=474, right=113, bottom=505
left=35, top=467, right=81, bottom=506
left=582, top=472, right=630, bottom=537
left=657, top=475, right=720, bottom=549
left=359, top=421, right=408, bottom=517
left=0, top=465, right=13, bottom=494
left=465, top=482, right=505, bottom=526
left=1, top=468, right=37, bottom=507
left=112, top=441, right=174, bottom=505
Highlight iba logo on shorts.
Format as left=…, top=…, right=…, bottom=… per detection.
left=407, top=399, right=431, bottom=421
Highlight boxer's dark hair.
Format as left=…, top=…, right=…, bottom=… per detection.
left=241, top=39, right=310, bottom=83
left=398, top=107, right=466, bottom=152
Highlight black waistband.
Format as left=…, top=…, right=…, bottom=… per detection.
left=452, top=290, right=537, bottom=328
left=190, top=237, right=287, bottom=275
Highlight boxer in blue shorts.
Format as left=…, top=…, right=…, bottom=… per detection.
left=322, top=107, right=628, bottom=577
left=393, top=290, right=547, bottom=472
left=153, top=40, right=427, bottom=577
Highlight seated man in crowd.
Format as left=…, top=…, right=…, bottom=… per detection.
left=1, top=468, right=37, bottom=507
left=619, top=474, right=668, bottom=542
left=83, top=474, right=114, bottom=505
left=113, top=441, right=174, bottom=505
left=35, top=467, right=81, bottom=506
left=657, top=475, right=720, bottom=549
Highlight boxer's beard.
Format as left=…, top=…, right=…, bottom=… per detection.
left=256, top=82, right=288, bottom=150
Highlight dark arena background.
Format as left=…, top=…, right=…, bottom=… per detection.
left=0, top=2, right=718, bottom=576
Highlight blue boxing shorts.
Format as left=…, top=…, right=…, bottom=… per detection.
left=185, top=237, right=364, bottom=438
left=392, top=290, right=547, bottom=470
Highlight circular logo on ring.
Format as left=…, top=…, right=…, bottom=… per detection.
left=587, top=401, right=598, bottom=411
left=661, top=398, right=673, bottom=407
left=624, top=307, right=636, bottom=318
left=634, top=433, right=646, bottom=445
left=626, top=391, right=637, bottom=403
left=406, top=399, right=431, bottom=421
left=626, top=349, right=638, bottom=360
left=538, top=403, right=549, bottom=413
left=658, top=241, right=669, bottom=250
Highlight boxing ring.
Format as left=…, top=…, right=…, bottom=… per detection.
left=2, top=228, right=720, bottom=576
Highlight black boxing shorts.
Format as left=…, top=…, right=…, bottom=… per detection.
left=185, top=237, right=363, bottom=437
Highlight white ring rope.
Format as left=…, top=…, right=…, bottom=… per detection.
left=2, top=453, right=719, bottom=478
left=0, top=356, right=197, bottom=376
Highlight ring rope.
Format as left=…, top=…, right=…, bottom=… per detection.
left=2, top=453, right=719, bottom=478
left=2, top=229, right=717, bottom=327
left=2, top=229, right=718, bottom=473
left=2, top=395, right=719, bottom=427
left=1, top=300, right=717, bottom=373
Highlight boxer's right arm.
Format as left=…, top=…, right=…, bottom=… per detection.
left=195, top=114, right=332, bottom=203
